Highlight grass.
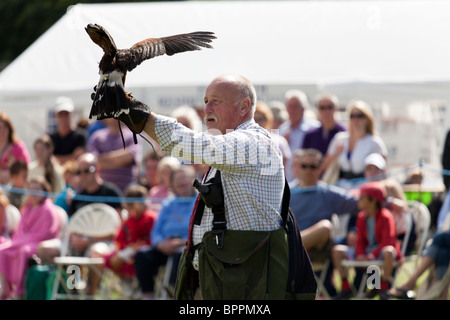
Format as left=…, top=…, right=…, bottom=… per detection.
left=329, top=257, right=449, bottom=300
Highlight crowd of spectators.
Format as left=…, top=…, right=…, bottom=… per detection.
left=0, top=92, right=448, bottom=301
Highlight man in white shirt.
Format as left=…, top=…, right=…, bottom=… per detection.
left=89, top=74, right=317, bottom=300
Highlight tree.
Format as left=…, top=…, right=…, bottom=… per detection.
left=0, top=0, right=158, bottom=71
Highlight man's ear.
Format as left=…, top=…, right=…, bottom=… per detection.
left=239, top=97, right=251, bottom=116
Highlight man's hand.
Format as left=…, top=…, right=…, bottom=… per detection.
left=157, top=238, right=187, bottom=256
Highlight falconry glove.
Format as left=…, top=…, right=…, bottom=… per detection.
left=90, top=84, right=151, bottom=145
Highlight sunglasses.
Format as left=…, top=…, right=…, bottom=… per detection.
left=350, top=113, right=366, bottom=119
left=75, top=166, right=96, bottom=175
left=300, top=163, right=320, bottom=170
left=318, top=104, right=334, bottom=111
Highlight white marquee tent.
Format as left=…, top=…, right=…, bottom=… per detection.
left=1, top=0, right=450, bottom=174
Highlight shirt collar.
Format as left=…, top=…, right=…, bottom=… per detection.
left=236, top=118, right=256, bottom=131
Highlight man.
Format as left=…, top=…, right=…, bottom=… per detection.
left=68, top=152, right=123, bottom=217
left=289, top=149, right=359, bottom=297
left=88, top=118, right=142, bottom=193
left=290, top=149, right=359, bottom=257
left=49, top=96, right=86, bottom=165
left=90, top=74, right=316, bottom=300
left=278, top=89, right=320, bottom=182
left=302, top=93, right=346, bottom=156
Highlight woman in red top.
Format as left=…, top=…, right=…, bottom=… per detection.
left=332, top=181, right=401, bottom=299
left=104, top=184, right=157, bottom=278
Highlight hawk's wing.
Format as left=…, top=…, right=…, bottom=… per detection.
left=116, top=31, right=216, bottom=72
left=85, top=23, right=118, bottom=56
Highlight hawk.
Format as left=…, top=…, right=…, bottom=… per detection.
left=85, top=23, right=216, bottom=123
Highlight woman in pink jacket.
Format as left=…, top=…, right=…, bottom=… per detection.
left=0, top=176, right=61, bottom=299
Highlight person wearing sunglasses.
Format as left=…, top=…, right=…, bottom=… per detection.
left=289, top=148, right=359, bottom=297
left=321, top=99, right=388, bottom=189
left=302, top=93, right=346, bottom=157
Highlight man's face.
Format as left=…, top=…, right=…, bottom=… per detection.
left=294, top=154, right=321, bottom=185
left=203, top=78, right=243, bottom=134
left=76, top=160, right=96, bottom=189
left=172, top=170, right=194, bottom=198
left=285, top=97, right=304, bottom=125
left=144, top=159, right=159, bottom=188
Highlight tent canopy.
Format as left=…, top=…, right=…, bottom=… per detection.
left=1, top=0, right=450, bottom=172
left=2, top=1, right=450, bottom=103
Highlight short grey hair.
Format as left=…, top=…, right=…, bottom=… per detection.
left=285, top=89, right=310, bottom=109
left=315, top=93, right=339, bottom=108
left=234, top=75, right=257, bottom=114
left=293, top=148, right=323, bottom=163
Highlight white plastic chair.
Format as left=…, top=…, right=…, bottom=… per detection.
left=51, top=203, right=121, bottom=300
left=54, top=205, right=69, bottom=240
left=5, top=204, right=21, bottom=236
left=402, top=200, right=432, bottom=266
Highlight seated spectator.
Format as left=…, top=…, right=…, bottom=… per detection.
left=6, top=160, right=28, bottom=210
left=88, top=118, right=142, bottom=193
left=388, top=231, right=450, bottom=300
left=289, top=148, right=359, bottom=297
left=48, top=96, right=86, bottom=165
left=362, top=153, right=415, bottom=253
left=170, top=105, right=203, bottom=132
left=134, top=165, right=197, bottom=300
left=68, top=152, right=122, bottom=217
left=103, top=184, right=157, bottom=281
left=267, top=100, right=288, bottom=130
left=0, top=176, right=61, bottom=299
left=332, top=181, right=402, bottom=300
left=148, top=156, right=181, bottom=214
left=28, top=134, right=66, bottom=194
left=278, top=89, right=320, bottom=182
left=290, top=149, right=359, bottom=253
left=254, top=101, right=291, bottom=170
left=322, top=100, right=387, bottom=188
left=302, top=93, right=346, bottom=156
left=0, top=190, right=11, bottom=244
left=139, top=150, right=163, bottom=192
left=0, top=112, right=31, bottom=185
left=36, top=152, right=122, bottom=288
left=53, top=160, right=80, bottom=213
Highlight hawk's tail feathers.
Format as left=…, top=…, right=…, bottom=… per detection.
left=88, top=80, right=129, bottom=120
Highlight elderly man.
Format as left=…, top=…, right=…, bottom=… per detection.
left=89, top=74, right=317, bottom=300
left=278, top=89, right=320, bottom=182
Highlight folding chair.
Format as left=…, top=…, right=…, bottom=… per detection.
left=401, top=200, right=432, bottom=267
left=313, top=213, right=343, bottom=299
left=51, top=203, right=121, bottom=300
left=154, top=250, right=183, bottom=300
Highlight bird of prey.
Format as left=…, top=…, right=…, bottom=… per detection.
left=85, top=23, right=216, bottom=122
